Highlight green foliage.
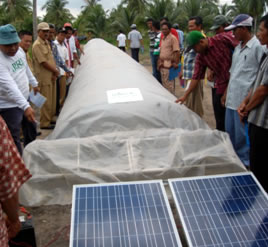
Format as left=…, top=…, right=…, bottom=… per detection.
left=0, top=0, right=32, bottom=28
left=42, top=0, right=74, bottom=28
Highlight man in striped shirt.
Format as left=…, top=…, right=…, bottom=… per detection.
left=238, top=14, right=268, bottom=192
left=177, top=30, right=238, bottom=129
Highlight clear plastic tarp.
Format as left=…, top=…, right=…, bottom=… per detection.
left=21, top=39, right=246, bottom=206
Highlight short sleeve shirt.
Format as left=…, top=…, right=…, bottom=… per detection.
left=226, top=36, right=264, bottom=110
left=248, top=52, right=268, bottom=129
left=32, top=37, right=56, bottom=85
left=0, top=116, right=31, bottom=247
left=128, top=30, right=142, bottom=48
left=117, top=33, right=126, bottom=47
left=159, top=33, right=180, bottom=68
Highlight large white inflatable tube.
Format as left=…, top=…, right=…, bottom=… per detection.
left=21, top=39, right=245, bottom=206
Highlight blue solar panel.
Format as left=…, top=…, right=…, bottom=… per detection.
left=169, top=172, right=268, bottom=247
left=70, top=181, right=182, bottom=247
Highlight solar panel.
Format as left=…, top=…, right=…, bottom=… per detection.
left=70, top=180, right=182, bottom=247
left=169, top=172, right=268, bottom=247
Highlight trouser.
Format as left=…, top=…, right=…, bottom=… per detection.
left=160, top=68, right=175, bottom=94
left=249, top=123, right=268, bottom=192
left=40, top=81, right=54, bottom=128
left=56, top=76, right=67, bottom=115
left=21, top=114, right=37, bottom=147
left=51, top=78, right=57, bottom=118
left=119, top=47, right=126, bottom=52
left=212, top=88, right=225, bottom=131
left=185, top=80, right=204, bottom=117
left=150, top=52, right=162, bottom=84
left=225, top=108, right=249, bottom=166
left=131, top=48, right=140, bottom=62
left=0, top=107, right=24, bottom=154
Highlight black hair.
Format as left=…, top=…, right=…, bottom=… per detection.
left=18, top=30, right=32, bottom=38
left=65, top=26, right=73, bottom=31
left=260, top=14, right=268, bottom=29
left=49, top=23, right=55, bottom=29
left=146, top=18, right=154, bottom=23
left=152, top=21, right=160, bottom=30
left=119, top=30, right=123, bottom=33
left=189, top=16, right=203, bottom=26
left=160, top=17, right=169, bottom=22
left=57, top=28, right=67, bottom=34
left=161, top=22, right=172, bottom=29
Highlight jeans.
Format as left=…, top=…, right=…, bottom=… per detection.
left=131, top=48, right=140, bottom=62
left=150, top=52, right=162, bottom=84
left=249, top=123, right=268, bottom=192
left=225, top=108, right=249, bottom=166
left=0, top=107, right=24, bottom=154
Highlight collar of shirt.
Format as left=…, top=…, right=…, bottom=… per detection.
left=37, top=36, right=48, bottom=46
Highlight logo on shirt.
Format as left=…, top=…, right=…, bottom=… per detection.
left=12, top=58, right=25, bottom=73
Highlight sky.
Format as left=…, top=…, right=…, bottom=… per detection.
left=37, top=0, right=233, bottom=17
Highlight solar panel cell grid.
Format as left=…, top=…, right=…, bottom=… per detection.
left=169, top=173, right=268, bottom=247
left=70, top=181, right=182, bottom=247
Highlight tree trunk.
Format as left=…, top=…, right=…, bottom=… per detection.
left=33, top=0, right=37, bottom=40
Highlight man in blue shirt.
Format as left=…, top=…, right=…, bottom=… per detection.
left=222, top=14, right=264, bottom=167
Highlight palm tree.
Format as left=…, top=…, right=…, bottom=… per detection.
left=177, top=0, right=219, bottom=31
left=110, top=6, right=139, bottom=34
left=121, top=0, right=151, bottom=13
left=247, top=0, right=268, bottom=33
left=146, top=0, right=177, bottom=23
left=84, top=4, right=107, bottom=38
left=42, top=0, right=73, bottom=28
left=0, top=0, right=32, bottom=25
left=33, top=0, right=37, bottom=40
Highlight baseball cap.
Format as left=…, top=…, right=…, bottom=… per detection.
left=131, top=24, right=136, bottom=29
left=64, top=22, right=72, bottom=28
left=186, top=31, right=205, bottom=52
left=210, top=15, right=228, bottom=30
left=225, top=14, right=253, bottom=31
left=0, top=24, right=20, bottom=45
left=58, top=27, right=67, bottom=34
left=37, top=22, right=50, bottom=31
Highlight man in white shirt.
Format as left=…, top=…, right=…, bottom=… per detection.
left=54, top=27, right=69, bottom=108
left=0, top=24, right=38, bottom=154
left=128, top=24, right=144, bottom=62
left=64, top=23, right=80, bottom=68
left=117, top=30, right=126, bottom=52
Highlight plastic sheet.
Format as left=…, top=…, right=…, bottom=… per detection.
left=21, top=39, right=246, bottom=206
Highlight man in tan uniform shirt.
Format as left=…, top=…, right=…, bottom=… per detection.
left=32, top=22, right=59, bottom=129
left=158, top=22, right=180, bottom=94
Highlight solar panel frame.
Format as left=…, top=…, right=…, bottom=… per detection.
left=69, top=180, right=182, bottom=247
left=169, top=172, right=268, bottom=247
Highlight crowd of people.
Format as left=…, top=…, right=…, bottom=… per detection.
left=0, top=21, right=82, bottom=246
left=117, top=15, right=268, bottom=192
left=0, top=12, right=268, bottom=247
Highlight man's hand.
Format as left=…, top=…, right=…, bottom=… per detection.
left=175, top=95, right=187, bottom=104
left=77, top=59, right=81, bottom=65
left=237, top=102, right=248, bottom=122
left=207, top=69, right=214, bottom=82
left=7, top=218, right=21, bottom=239
left=33, top=86, right=40, bottom=95
left=67, top=71, right=73, bottom=78
left=24, top=107, right=35, bottom=123
left=179, top=72, right=183, bottom=80
left=221, top=94, right=226, bottom=107
left=172, top=63, right=179, bottom=69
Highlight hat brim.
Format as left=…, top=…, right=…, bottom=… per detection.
left=38, top=28, right=50, bottom=31
left=210, top=25, right=220, bottom=31
left=0, top=36, right=21, bottom=45
left=224, top=24, right=236, bottom=31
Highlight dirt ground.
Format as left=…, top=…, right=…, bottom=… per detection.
left=26, top=54, right=216, bottom=247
